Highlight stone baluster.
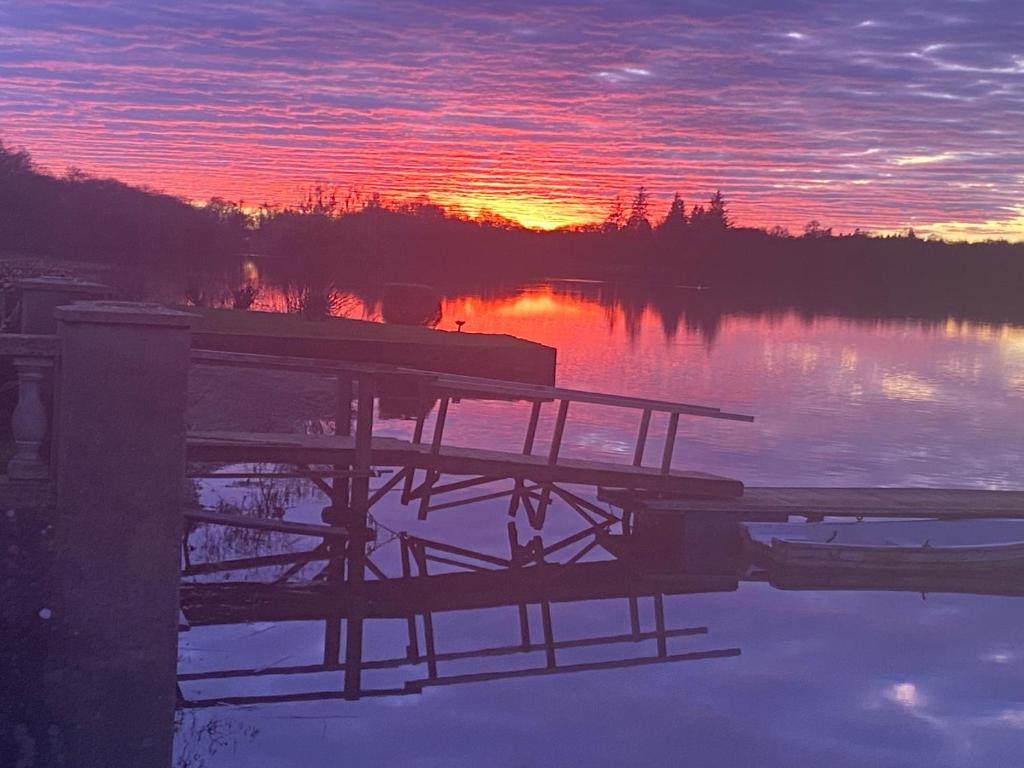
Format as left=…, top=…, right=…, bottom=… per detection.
left=7, top=356, right=53, bottom=479
left=5, top=276, right=110, bottom=481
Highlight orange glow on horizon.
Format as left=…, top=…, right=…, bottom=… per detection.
left=427, top=192, right=593, bottom=231
left=493, top=291, right=586, bottom=317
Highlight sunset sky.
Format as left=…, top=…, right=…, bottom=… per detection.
left=1, top=0, right=1022, bottom=239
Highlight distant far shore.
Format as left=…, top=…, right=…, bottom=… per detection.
left=3, top=140, right=1023, bottom=332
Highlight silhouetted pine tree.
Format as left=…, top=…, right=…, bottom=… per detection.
left=602, top=195, right=625, bottom=232
left=689, top=203, right=706, bottom=227
left=625, top=186, right=652, bottom=234
left=658, top=192, right=688, bottom=233
left=706, top=190, right=730, bottom=230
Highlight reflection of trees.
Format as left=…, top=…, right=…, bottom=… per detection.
left=509, top=281, right=723, bottom=346
left=186, top=468, right=322, bottom=581
left=7, top=138, right=1024, bottom=329
left=173, top=710, right=259, bottom=768
left=440, top=277, right=1020, bottom=350
left=278, top=281, right=359, bottom=319
left=10, top=132, right=1022, bottom=344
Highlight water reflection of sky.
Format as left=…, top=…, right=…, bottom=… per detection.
left=177, top=283, right=1024, bottom=766
left=419, top=285, right=1024, bottom=489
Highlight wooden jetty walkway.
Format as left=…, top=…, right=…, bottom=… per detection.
left=187, top=348, right=753, bottom=532
left=179, top=350, right=1024, bottom=707
left=188, top=431, right=744, bottom=498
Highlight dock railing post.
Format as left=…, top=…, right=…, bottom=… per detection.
left=400, top=533, right=420, bottom=662
left=633, top=408, right=652, bottom=467
left=660, top=412, right=680, bottom=474
left=533, top=399, right=569, bottom=528
left=321, top=376, right=352, bottom=661
left=400, top=410, right=426, bottom=504
left=540, top=602, right=556, bottom=669
left=654, top=593, right=667, bottom=657
left=343, top=372, right=375, bottom=699
left=47, top=301, right=194, bottom=768
left=508, top=399, right=542, bottom=518
left=416, top=394, right=449, bottom=520
left=325, top=374, right=353, bottom=521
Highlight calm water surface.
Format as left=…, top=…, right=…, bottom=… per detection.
left=177, top=282, right=1024, bottom=767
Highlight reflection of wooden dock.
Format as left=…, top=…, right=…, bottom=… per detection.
left=178, top=559, right=740, bottom=706
left=181, top=559, right=738, bottom=625
left=601, top=487, right=1024, bottom=519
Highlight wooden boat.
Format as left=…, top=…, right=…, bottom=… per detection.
left=743, top=519, right=1024, bottom=573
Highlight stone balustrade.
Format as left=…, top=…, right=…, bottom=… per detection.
left=2, top=333, right=59, bottom=481
left=2, top=276, right=110, bottom=483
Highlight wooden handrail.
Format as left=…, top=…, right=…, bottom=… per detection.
left=190, top=346, right=753, bottom=500
left=190, top=347, right=754, bottom=423
left=426, top=377, right=754, bottom=422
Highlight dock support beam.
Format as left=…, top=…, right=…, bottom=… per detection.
left=48, top=301, right=194, bottom=767
left=343, top=373, right=375, bottom=699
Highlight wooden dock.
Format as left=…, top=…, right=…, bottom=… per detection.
left=187, top=344, right=1024, bottom=705
left=188, top=349, right=753, bottom=533
left=188, top=430, right=745, bottom=499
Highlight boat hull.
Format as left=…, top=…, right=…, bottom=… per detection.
left=767, top=537, right=1024, bottom=573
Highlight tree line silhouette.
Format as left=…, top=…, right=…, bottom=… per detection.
left=2, top=140, right=1023, bottom=325
left=0, top=141, right=245, bottom=270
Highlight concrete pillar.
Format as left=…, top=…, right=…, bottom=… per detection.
left=16, top=276, right=110, bottom=334
left=48, top=301, right=194, bottom=767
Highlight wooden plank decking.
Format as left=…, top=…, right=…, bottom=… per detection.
left=187, top=430, right=745, bottom=499
left=600, top=486, right=1024, bottom=518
